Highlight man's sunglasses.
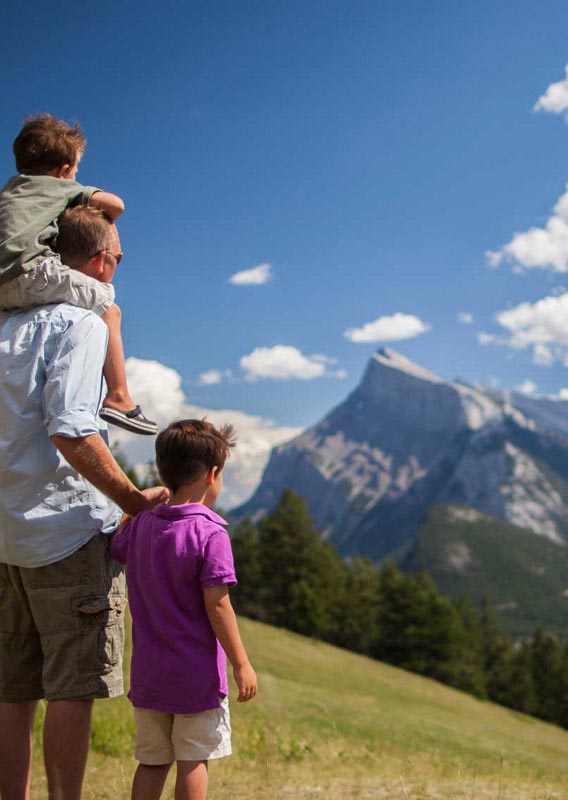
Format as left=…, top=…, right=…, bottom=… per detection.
left=102, top=249, right=123, bottom=266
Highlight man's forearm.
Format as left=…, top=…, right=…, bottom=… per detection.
left=51, top=433, right=150, bottom=516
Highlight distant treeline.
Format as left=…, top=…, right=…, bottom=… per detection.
left=230, top=489, right=568, bottom=731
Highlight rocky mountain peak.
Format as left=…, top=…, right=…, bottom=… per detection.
left=235, top=349, right=568, bottom=558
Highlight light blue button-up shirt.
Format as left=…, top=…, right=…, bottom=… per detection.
left=0, top=304, right=122, bottom=567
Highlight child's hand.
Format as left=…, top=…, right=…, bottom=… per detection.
left=90, top=191, right=125, bottom=221
left=233, top=662, right=257, bottom=702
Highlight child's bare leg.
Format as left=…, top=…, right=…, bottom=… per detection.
left=101, top=303, right=136, bottom=411
left=131, top=763, right=171, bottom=800
left=175, top=761, right=208, bottom=800
left=99, top=303, right=157, bottom=434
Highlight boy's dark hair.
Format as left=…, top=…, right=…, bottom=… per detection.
left=155, top=419, right=236, bottom=492
left=56, top=205, right=112, bottom=268
left=13, top=113, right=86, bottom=173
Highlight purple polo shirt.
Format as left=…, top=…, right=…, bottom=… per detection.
left=110, top=503, right=236, bottom=714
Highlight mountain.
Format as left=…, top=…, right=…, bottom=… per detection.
left=402, top=504, right=568, bottom=640
left=235, top=348, right=568, bottom=560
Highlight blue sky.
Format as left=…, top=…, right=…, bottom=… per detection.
left=4, top=0, right=568, bottom=503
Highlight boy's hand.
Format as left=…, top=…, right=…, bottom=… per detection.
left=233, top=662, right=258, bottom=702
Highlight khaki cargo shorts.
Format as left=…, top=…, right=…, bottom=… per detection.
left=134, top=699, right=232, bottom=764
left=0, top=534, right=126, bottom=702
left=0, top=257, right=115, bottom=316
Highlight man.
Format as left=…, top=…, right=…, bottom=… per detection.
left=0, top=205, right=165, bottom=800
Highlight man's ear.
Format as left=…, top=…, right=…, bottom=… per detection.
left=89, top=251, right=106, bottom=278
left=55, top=164, right=71, bottom=178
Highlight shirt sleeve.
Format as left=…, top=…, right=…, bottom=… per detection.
left=43, top=311, right=108, bottom=438
left=201, top=529, right=237, bottom=588
left=64, top=180, right=100, bottom=206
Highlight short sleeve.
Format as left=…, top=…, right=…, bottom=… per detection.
left=43, top=311, right=108, bottom=438
left=64, top=181, right=100, bottom=207
left=201, top=529, right=237, bottom=588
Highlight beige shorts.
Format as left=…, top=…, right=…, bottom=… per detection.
left=0, top=534, right=126, bottom=702
left=0, top=257, right=115, bottom=315
left=134, top=699, right=232, bottom=764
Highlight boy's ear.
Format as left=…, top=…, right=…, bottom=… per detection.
left=55, top=164, right=71, bottom=179
left=205, top=466, right=218, bottom=485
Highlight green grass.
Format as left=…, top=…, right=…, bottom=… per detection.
left=32, top=615, right=568, bottom=799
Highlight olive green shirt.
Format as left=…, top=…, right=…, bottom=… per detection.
left=0, top=173, right=99, bottom=285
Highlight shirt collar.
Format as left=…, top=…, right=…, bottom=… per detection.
left=153, top=502, right=228, bottom=526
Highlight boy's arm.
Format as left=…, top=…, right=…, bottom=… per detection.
left=108, top=512, right=134, bottom=547
left=203, top=585, right=257, bottom=703
left=89, top=191, right=125, bottom=221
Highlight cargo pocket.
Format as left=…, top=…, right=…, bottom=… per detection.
left=76, top=593, right=126, bottom=674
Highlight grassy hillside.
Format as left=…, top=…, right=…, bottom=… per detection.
left=31, top=616, right=568, bottom=799
left=402, top=504, right=568, bottom=640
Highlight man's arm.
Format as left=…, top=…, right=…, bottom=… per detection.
left=89, top=191, right=125, bottom=221
left=203, top=585, right=257, bottom=703
left=52, top=433, right=167, bottom=516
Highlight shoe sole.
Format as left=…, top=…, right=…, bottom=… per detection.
left=99, top=408, right=158, bottom=435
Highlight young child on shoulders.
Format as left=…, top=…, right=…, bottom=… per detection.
left=0, top=113, right=156, bottom=435
left=110, top=419, right=257, bottom=800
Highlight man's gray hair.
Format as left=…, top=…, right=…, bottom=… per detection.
left=56, top=205, right=113, bottom=269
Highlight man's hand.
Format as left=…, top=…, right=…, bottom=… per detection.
left=118, top=486, right=170, bottom=529
left=140, top=486, right=170, bottom=508
left=51, top=433, right=164, bottom=517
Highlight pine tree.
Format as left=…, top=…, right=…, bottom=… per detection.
left=230, top=517, right=263, bottom=619
left=529, top=630, right=564, bottom=723
left=256, top=490, right=337, bottom=637
left=374, top=565, right=480, bottom=691
left=333, top=557, right=381, bottom=655
left=478, top=596, right=514, bottom=704
left=452, top=596, right=488, bottom=698
left=497, top=643, right=536, bottom=716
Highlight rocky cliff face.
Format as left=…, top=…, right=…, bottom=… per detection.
left=235, top=349, right=568, bottom=559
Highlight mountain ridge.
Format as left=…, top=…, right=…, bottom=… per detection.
left=235, top=348, right=568, bottom=559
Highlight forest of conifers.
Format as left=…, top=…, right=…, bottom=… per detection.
left=229, top=489, right=568, bottom=731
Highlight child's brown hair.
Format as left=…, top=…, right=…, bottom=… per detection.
left=13, top=113, right=86, bottom=173
left=156, top=419, right=236, bottom=492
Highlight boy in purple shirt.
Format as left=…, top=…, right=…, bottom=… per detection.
left=110, top=419, right=257, bottom=800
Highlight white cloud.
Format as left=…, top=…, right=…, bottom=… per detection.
left=198, top=369, right=233, bottom=385
left=558, top=388, right=568, bottom=400
left=344, top=312, right=431, bottom=343
left=486, top=186, right=568, bottom=273
left=515, top=379, right=537, bottom=395
left=533, top=344, right=554, bottom=367
left=489, top=292, right=568, bottom=365
left=477, top=332, right=498, bottom=346
left=458, top=312, right=474, bottom=325
left=240, top=345, right=344, bottom=381
left=108, top=357, right=302, bottom=507
left=534, top=65, right=568, bottom=116
left=229, top=263, right=272, bottom=286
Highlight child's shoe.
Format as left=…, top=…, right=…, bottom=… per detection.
left=99, top=405, right=158, bottom=435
